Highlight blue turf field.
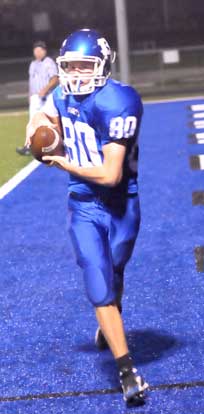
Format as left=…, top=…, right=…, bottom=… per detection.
left=0, top=99, right=204, bottom=413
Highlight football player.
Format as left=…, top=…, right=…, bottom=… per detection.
left=26, top=29, right=149, bottom=405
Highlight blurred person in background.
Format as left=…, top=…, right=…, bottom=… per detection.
left=16, top=40, right=58, bottom=155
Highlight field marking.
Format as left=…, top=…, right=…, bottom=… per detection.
left=189, top=137, right=204, bottom=144
left=193, top=133, right=204, bottom=139
left=195, top=138, right=204, bottom=144
left=0, top=160, right=40, bottom=200
left=193, top=112, right=204, bottom=119
left=193, top=120, right=204, bottom=127
left=194, top=125, right=204, bottom=130
left=198, top=155, right=204, bottom=169
left=189, top=133, right=204, bottom=144
left=190, top=104, right=204, bottom=111
left=192, top=121, right=204, bottom=130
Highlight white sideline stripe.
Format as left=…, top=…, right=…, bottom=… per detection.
left=0, top=110, right=27, bottom=117
left=193, top=112, right=204, bottom=119
left=190, top=104, right=204, bottom=111
left=0, top=160, right=40, bottom=200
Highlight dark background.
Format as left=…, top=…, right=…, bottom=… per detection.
left=1, top=0, right=204, bottom=57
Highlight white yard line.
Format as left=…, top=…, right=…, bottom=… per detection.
left=198, top=155, right=204, bottom=170
left=0, top=160, right=40, bottom=200
left=193, top=112, right=204, bottom=119
left=193, top=120, right=204, bottom=126
left=196, top=139, right=204, bottom=144
left=194, top=125, right=204, bottom=130
left=193, top=121, right=204, bottom=128
left=193, top=133, right=204, bottom=139
left=190, top=104, right=204, bottom=111
left=191, top=134, right=204, bottom=144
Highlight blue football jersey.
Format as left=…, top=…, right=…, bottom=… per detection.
left=51, top=78, right=143, bottom=196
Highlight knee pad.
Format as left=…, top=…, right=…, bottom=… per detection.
left=83, top=265, right=115, bottom=307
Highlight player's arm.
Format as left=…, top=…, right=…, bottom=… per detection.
left=43, top=140, right=127, bottom=187
left=38, top=76, right=59, bottom=98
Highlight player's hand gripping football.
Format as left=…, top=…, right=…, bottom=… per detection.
left=42, top=154, right=70, bottom=170
left=25, top=112, right=58, bottom=147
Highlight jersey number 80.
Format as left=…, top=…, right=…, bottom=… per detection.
left=109, top=116, right=137, bottom=139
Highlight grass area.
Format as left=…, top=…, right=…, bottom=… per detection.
left=0, top=111, right=33, bottom=186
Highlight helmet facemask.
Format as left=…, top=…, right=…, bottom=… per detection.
left=56, top=52, right=112, bottom=95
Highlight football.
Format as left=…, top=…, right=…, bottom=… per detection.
left=30, top=126, right=65, bottom=163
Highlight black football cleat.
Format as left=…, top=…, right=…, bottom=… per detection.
left=16, top=145, right=31, bottom=156
left=95, top=327, right=109, bottom=350
left=119, top=367, right=149, bottom=406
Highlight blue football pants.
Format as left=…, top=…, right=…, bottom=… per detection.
left=68, top=195, right=141, bottom=307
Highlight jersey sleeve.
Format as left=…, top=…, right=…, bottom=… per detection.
left=96, top=85, right=143, bottom=146
left=42, top=92, right=59, bottom=117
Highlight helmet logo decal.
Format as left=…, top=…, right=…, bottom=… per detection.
left=97, top=38, right=111, bottom=58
